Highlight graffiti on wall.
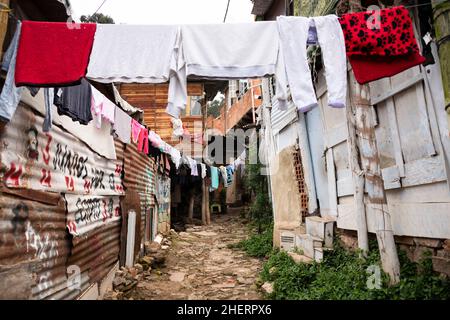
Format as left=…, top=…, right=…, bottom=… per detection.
left=25, top=221, right=60, bottom=298
left=0, top=105, right=124, bottom=196
left=156, top=174, right=170, bottom=214
left=0, top=197, right=66, bottom=299
left=65, top=194, right=121, bottom=236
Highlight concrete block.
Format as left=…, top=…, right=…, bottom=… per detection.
left=288, top=252, right=313, bottom=264
left=296, top=234, right=315, bottom=259
left=314, top=248, right=324, bottom=263
left=305, top=216, right=334, bottom=248
left=280, top=230, right=296, bottom=252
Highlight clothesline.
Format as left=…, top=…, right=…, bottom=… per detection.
left=0, top=5, right=428, bottom=188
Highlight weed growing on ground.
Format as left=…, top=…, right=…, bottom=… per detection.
left=257, top=240, right=450, bottom=300
left=235, top=223, right=274, bottom=258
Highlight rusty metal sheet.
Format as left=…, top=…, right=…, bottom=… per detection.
left=67, top=220, right=121, bottom=288
left=123, top=142, right=157, bottom=238
left=65, top=194, right=121, bottom=236
left=0, top=192, right=72, bottom=300
left=123, top=142, right=156, bottom=204
left=0, top=104, right=124, bottom=196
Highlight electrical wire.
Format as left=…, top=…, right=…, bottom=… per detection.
left=223, top=0, right=231, bottom=23
left=92, top=0, right=108, bottom=16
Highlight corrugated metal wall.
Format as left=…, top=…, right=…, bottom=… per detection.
left=271, top=95, right=298, bottom=136
left=0, top=191, right=72, bottom=299
left=0, top=104, right=127, bottom=299
left=122, top=141, right=157, bottom=241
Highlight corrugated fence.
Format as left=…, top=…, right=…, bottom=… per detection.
left=0, top=103, right=134, bottom=299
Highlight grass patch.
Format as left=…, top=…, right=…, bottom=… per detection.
left=234, top=223, right=274, bottom=258
left=259, top=241, right=450, bottom=300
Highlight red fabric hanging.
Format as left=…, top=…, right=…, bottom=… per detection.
left=15, top=21, right=97, bottom=87
left=339, top=6, right=425, bottom=84
left=137, top=128, right=149, bottom=154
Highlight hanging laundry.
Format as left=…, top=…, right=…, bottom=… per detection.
left=189, top=158, right=198, bottom=176
left=219, top=166, right=228, bottom=187
left=112, top=84, right=143, bottom=115
left=43, top=88, right=54, bottom=132
left=112, top=106, right=132, bottom=144
left=131, top=119, right=143, bottom=143
left=0, top=21, right=23, bottom=122
left=91, top=86, right=116, bottom=129
left=177, top=159, right=191, bottom=185
left=171, top=117, right=184, bottom=137
left=180, top=154, right=191, bottom=166
left=87, top=24, right=180, bottom=84
left=53, top=78, right=93, bottom=125
left=149, top=130, right=164, bottom=151
left=138, top=127, right=149, bottom=154
left=196, top=163, right=203, bottom=178
left=181, top=22, right=281, bottom=79
left=164, top=153, right=172, bottom=174
left=168, top=146, right=181, bottom=169
left=277, top=15, right=347, bottom=113
left=27, top=87, right=40, bottom=97
left=339, top=6, right=426, bottom=84
left=226, top=165, right=234, bottom=185
left=167, top=22, right=288, bottom=118
left=192, top=132, right=204, bottom=145
left=200, top=163, right=207, bottom=179
left=210, top=166, right=219, bottom=191
left=15, top=21, right=96, bottom=87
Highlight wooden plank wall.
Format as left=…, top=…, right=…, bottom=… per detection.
left=119, top=83, right=203, bottom=146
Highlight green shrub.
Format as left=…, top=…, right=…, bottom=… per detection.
left=259, top=241, right=450, bottom=300
left=236, top=223, right=274, bottom=258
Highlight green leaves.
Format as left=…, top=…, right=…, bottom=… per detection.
left=258, top=242, right=450, bottom=300
left=236, top=223, right=273, bottom=258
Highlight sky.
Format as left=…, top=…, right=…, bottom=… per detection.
left=70, top=0, right=255, bottom=24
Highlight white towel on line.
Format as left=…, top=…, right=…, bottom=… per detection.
left=87, top=24, right=180, bottom=84
left=166, top=21, right=289, bottom=118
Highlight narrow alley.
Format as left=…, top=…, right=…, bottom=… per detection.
left=105, top=208, right=263, bottom=300
left=0, top=0, right=449, bottom=306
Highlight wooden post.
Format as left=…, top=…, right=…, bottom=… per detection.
left=201, top=179, right=211, bottom=225
left=206, top=181, right=211, bottom=225
left=201, top=180, right=207, bottom=225
left=349, top=78, right=400, bottom=284
left=432, top=1, right=450, bottom=120
left=0, top=0, right=10, bottom=60
left=346, top=74, right=369, bottom=255
left=188, top=191, right=194, bottom=223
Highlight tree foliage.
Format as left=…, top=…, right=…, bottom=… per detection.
left=207, top=98, right=223, bottom=118
left=80, top=13, right=115, bottom=24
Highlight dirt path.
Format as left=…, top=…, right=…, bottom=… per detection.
left=130, top=208, right=263, bottom=300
